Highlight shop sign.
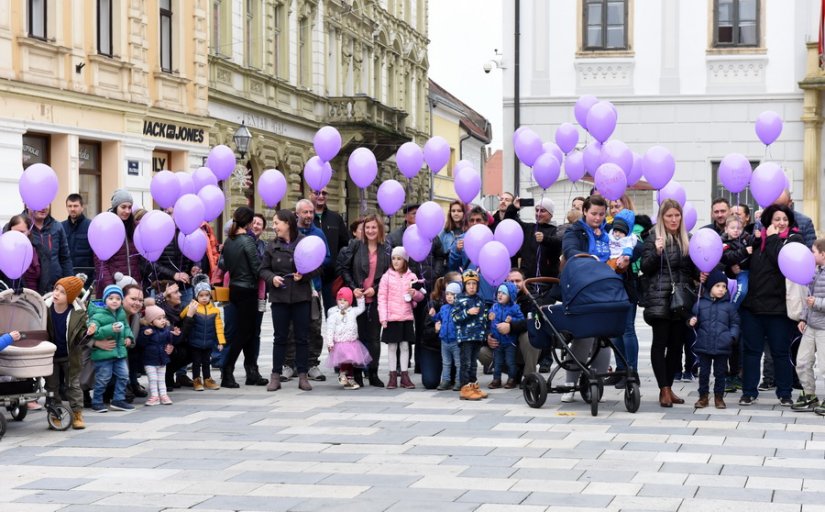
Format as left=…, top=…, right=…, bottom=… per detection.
left=143, top=119, right=205, bottom=143
left=128, top=160, right=140, bottom=176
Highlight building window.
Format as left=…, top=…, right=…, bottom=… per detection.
left=714, top=0, right=758, bottom=47
left=212, top=0, right=222, bottom=55
left=273, top=3, right=285, bottom=78
left=28, top=0, right=47, bottom=40
left=583, top=0, right=627, bottom=50
left=22, top=134, right=49, bottom=169
left=299, top=17, right=310, bottom=87
left=98, top=0, right=113, bottom=56
left=79, top=141, right=102, bottom=217
left=246, top=0, right=261, bottom=68
left=160, top=0, right=173, bottom=72
left=710, top=160, right=759, bottom=212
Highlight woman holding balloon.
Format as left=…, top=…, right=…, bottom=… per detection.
left=640, top=199, right=700, bottom=408
left=94, top=189, right=142, bottom=293
left=738, top=204, right=803, bottom=406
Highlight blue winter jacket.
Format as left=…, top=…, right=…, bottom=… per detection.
left=0, top=333, right=13, bottom=351
left=452, top=293, right=488, bottom=343
left=139, top=325, right=173, bottom=367
left=691, top=291, right=740, bottom=356
left=489, top=282, right=525, bottom=346
left=433, top=303, right=458, bottom=345
left=30, top=214, right=73, bottom=291
left=62, top=214, right=94, bottom=274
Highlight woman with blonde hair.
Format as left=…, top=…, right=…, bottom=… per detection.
left=640, top=199, right=700, bottom=407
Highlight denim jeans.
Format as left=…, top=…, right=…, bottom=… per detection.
left=459, top=341, right=482, bottom=386
left=493, top=343, right=518, bottom=380
left=740, top=309, right=794, bottom=400
left=93, top=358, right=128, bottom=405
left=732, top=270, right=749, bottom=306
left=697, top=353, right=728, bottom=395
left=612, top=304, right=639, bottom=371
left=440, top=342, right=461, bottom=382
left=271, top=301, right=311, bottom=375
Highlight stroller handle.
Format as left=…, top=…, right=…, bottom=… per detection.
left=523, top=277, right=560, bottom=287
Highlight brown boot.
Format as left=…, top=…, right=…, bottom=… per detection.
left=471, top=382, right=488, bottom=399
left=460, top=383, right=481, bottom=400
left=298, top=373, right=312, bottom=391
left=503, top=378, right=517, bottom=389
left=386, top=371, right=398, bottom=389
left=659, top=387, right=673, bottom=407
left=694, top=394, right=709, bottom=408
left=488, top=379, right=502, bottom=389
left=266, top=373, right=281, bottom=392
left=192, top=377, right=204, bottom=391
left=714, top=393, right=726, bottom=409
left=71, top=411, right=85, bottom=430
left=668, top=388, right=685, bottom=404
left=399, top=371, right=415, bottom=389
left=204, top=378, right=220, bottom=390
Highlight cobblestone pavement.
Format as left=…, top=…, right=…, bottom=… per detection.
left=1, top=315, right=823, bottom=512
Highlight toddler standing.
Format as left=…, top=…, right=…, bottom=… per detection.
left=182, top=281, right=224, bottom=391
left=324, top=287, right=372, bottom=389
left=689, top=269, right=739, bottom=409
left=139, top=306, right=175, bottom=405
left=487, top=282, right=525, bottom=389
left=795, top=239, right=825, bottom=413
left=433, top=282, right=462, bottom=391
left=378, top=247, right=425, bottom=390
left=88, top=284, right=135, bottom=412
left=452, top=270, right=489, bottom=401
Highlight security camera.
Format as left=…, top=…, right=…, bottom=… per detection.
left=483, top=61, right=493, bottom=74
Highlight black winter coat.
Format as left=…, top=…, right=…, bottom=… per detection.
left=720, top=233, right=753, bottom=278
left=259, top=234, right=321, bottom=304
left=518, top=222, right=562, bottom=279
left=148, top=232, right=194, bottom=288
left=313, top=208, right=350, bottom=283
left=62, top=215, right=94, bottom=274
left=742, top=231, right=803, bottom=316
left=337, top=239, right=392, bottom=291
left=220, top=234, right=260, bottom=290
left=640, top=235, right=698, bottom=323
left=691, top=292, right=740, bottom=356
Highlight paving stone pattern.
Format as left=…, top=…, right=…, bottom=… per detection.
left=1, top=316, right=822, bottom=511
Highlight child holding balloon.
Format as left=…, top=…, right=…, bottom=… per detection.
left=721, top=215, right=753, bottom=306
left=795, top=239, right=825, bottom=413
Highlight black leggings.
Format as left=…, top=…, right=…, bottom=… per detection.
left=357, top=302, right=382, bottom=371
left=649, top=318, right=686, bottom=389
left=224, top=286, right=259, bottom=370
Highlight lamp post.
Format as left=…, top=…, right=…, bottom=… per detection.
left=233, top=121, right=252, bottom=160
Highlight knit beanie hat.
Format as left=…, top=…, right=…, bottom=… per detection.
left=143, top=305, right=166, bottom=325
left=392, top=246, right=409, bottom=262
left=611, top=217, right=630, bottom=236
left=445, top=282, right=462, bottom=296
left=497, top=284, right=511, bottom=298
left=337, top=287, right=353, bottom=305
left=538, top=197, right=555, bottom=215
left=614, top=209, right=635, bottom=233
left=707, top=268, right=728, bottom=289
left=103, top=284, right=123, bottom=300
left=55, top=276, right=83, bottom=304
left=113, top=272, right=137, bottom=289
left=194, top=281, right=212, bottom=297
left=111, top=188, right=134, bottom=211
left=462, top=269, right=479, bottom=284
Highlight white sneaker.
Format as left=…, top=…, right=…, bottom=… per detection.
left=307, top=366, right=326, bottom=381
left=281, top=366, right=295, bottom=381
left=561, top=383, right=576, bottom=403
left=338, top=372, right=348, bottom=386
left=345, top=378, right=360, bottom=390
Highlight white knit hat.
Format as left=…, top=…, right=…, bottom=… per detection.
left=392, top=246, right=409, bottom=262
left=538, top=198, right=555, bottom=215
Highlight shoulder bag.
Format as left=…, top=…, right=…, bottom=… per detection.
left=664, top=246, right=696, bottom=320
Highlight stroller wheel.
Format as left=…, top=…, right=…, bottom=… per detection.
left=46, top=405, right=71, bottom=431
left=9, top=403, right=27, bottom=422
left=589, top=383, right=600, bottom=416
left=579, top=374, right=603, bottom=404
left=624, top=381, right=641, bottom=413
left=522, top=372, right=548, bottom=409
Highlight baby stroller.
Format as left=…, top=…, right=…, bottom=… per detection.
left=0, top=283, right=71, bottom=438
left=522, top=254, right=641, bottom=416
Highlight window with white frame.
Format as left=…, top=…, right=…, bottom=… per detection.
left=98, top=0, right=113, bottom=56
left=299, top=17, right=310, bottom=87
left=582, top=0, right=628, bottom=51
left=714, top=0, right=759, bottom=47
left=160, top=0, right=173, bottom=72
left=28, top=0, right=47, bottom=40
left=246, top=0, right=261, bottom=68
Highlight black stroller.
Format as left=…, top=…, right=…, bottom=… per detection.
left=522, top=254, right=641, bottom=416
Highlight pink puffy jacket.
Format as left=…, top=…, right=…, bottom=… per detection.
left=377, top=269, right=425, bottom=324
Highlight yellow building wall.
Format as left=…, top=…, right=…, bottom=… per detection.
left=431, top=114, right=461, bottom=209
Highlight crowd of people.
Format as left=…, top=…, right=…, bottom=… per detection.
left=1, top=183, right=824, bottom=430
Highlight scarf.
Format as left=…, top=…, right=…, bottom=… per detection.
left=759, top=226, right=796, bottom=251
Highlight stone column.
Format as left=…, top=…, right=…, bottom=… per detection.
left=800, top=42, right=823, bottom=229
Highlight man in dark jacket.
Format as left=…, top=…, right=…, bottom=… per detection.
left=775, top=190, right=817, bottom=248
left=517, top=198, right=562, bottom=279
left=28, top=205, right=73, bottom=292
left=62, top=193, right=94, bottom=280
left=310, top=187, right=349, bottom=310
left=701, top=198, right=730, bottom=235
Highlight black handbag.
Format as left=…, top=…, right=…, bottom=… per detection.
left=664, top=246, right=696, bottom=320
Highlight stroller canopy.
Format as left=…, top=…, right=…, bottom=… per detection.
left=0, top=288, right=47, bottom=333
left=560, top=255, right=628, bottom=314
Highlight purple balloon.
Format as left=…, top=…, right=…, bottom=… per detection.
left=555, top=122, right=580, bottom=154
left=150, top=170, right=181, bottom=209
left=304, top=156, right=333, bottom=192
left=348, top=148, right=378, bottom=188
left=464, top=224, right=494, bottom=266
left=257, top=169, right=287, bottom=208
left=19, top=163, right=58, bottom=211
left=657, top=180, right=687, bottom=207
left=532, top=153, right=561, bottom=190
left=642, top=146, right=675, bottom=189
left=585, top=101, right=617, bottom=143
left=479, top=241, right=510, bottom=287
left=542, top=142, right=564, bottom=166
left=454, top=167, right=481, bottom=204
left=424, top=136, right=451, bottom=174
left=377, top=180, right=405, bottom=216
left=574, top=95, right=599, bottom=129
left=564, top=151, right=586, bottom=183
left=294, top=235, right=327, bottom=274
left=198, top=185, right=225, bottom=222
left=173, top=194, right=206, bottom=235
left=583, top=142, right=603, bottom=176
left=512, top=126, right=529, bottom=146
left=137, top=210, right=175, bottom=254
left=514, top=129, right=544, bottom=167
left=0, top=231, right=33, bottom=280
left=88, top=212, right=126, bottom=261
left=396, top=142, right=424, bottom=179
left=134, top=225, right=162, bottom=263
left=402, top=225, right=431, bottom=263
left=178, top=229, right=208, bottom=263
left=750, top=162, right=785, bottom=207
left=314, top=126, right=342, bottom=162
left=626, top=152, right=643, bottom=186
left=689, top=228, right=723, bottom=273
left=594, top=163, right=627, bottom=201
left=755, top=110, right=783, bottom=146
left=779, top=241, right=816, bottom=285
left=454, top=159, right=473, bottom=173
left=177, top=172, right=195, bottom=196
left=718, top=153, right=752, bottom=194
left=415, top=202, right=445, bottom=240
left=600, top=140, right=633, bottom=176
left=206, top=145, right=236, bottom=181
left=192, top=166, right=218, bottom=192
left=683, top=202, right=698, bottom=231
left=494, top=219, right=524, bottom=258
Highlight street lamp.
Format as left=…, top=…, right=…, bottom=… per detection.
left=233, top=121, right=252, bottom=160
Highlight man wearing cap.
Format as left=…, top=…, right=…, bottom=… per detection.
left=517, top=197, right=562, bottom=279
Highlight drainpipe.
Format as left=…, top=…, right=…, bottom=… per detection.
left=513, top=0, right=521, bottom=196
left=429, top=100, right=435, bottom=201
left=458, top=131, right=473, bottom=201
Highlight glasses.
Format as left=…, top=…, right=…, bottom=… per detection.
left=315, top=191, right=329, bottom=196
left=535, top=208, right=547, bottom=213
